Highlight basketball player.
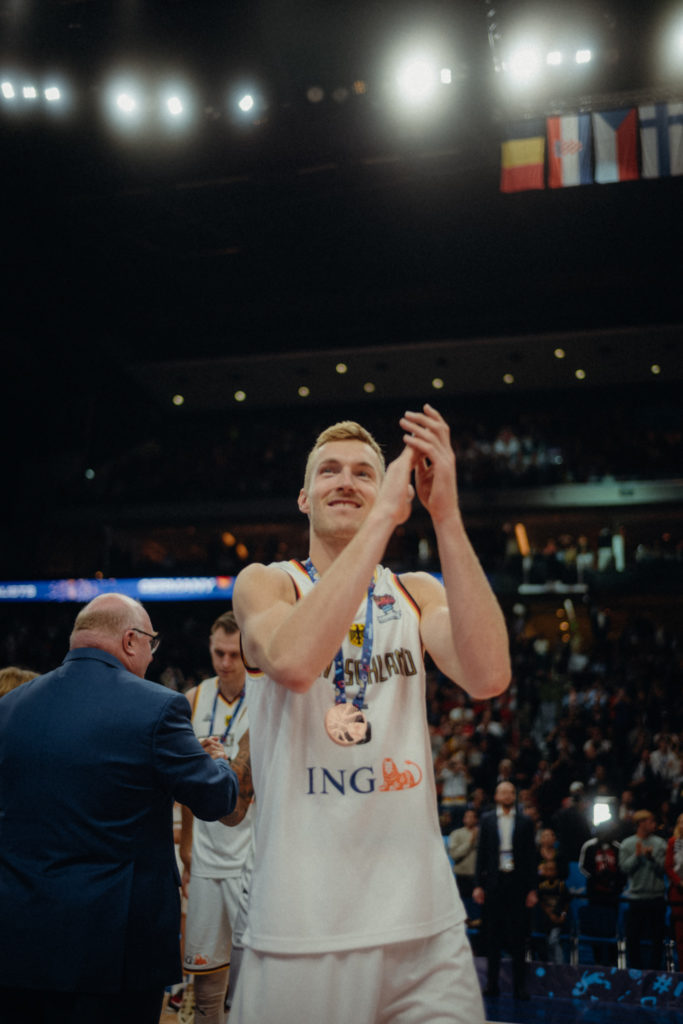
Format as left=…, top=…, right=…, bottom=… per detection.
left=231, top=404, right=510, bottom=1024
left=180, top=612, right=253, bottom=1024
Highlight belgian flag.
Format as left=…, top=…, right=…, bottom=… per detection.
left=500, top=118, right=546, bottom=193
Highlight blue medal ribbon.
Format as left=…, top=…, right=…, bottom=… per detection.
left=208, top=681, right=245, bottom=744
left=302, top=558, right=375, bottom=710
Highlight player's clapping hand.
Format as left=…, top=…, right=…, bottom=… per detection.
left=400, top=404, right=458, bottom=523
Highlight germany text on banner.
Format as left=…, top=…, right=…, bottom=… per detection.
left=639, top=102, right=683, bottom=179
left=547, top=114, right=593, bottom=188
left=591, top=108, right=639, bottom=184
left=500, top=119, right=546, bottom=193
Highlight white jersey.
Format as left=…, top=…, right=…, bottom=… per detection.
left=189, top=677, right=252, bottom=878
left=243, top=561, right=464, bottom=954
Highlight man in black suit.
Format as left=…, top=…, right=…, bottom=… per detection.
left=473, top=780, right=538, bottom=999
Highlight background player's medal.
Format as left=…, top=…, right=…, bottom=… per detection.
left=324, top=704, right=369, bottom=746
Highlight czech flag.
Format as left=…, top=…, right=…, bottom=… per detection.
left=592, top=108, right=639, bottom=184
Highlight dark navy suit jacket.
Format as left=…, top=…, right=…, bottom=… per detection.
left=474, top=806, right=538, bottom=898
left=0, top=647, right=239, bottom=993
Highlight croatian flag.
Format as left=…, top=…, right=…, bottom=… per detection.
left=547, top=114, right=593, bottom=188
left=592, top=108, right=639, bottom=184
left=639, top=103, right=683, bottom=178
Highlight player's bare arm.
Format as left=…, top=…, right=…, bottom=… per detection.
left=400, top=404, right=510, bottom=699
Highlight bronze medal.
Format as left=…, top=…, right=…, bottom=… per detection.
left=324, top=703, right=369, bottom=746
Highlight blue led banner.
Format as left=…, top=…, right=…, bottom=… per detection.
left=0, top=577, right=236, bottom=603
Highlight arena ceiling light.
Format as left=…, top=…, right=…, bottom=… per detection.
left=159, top=81, right=196, bottom=129
left=395, top=56, right=439, bottom=106
left=103, top=74, right=148, bottom=131
left=504, top=44, right=542, bottom=84
left=659, top=10, right=683, bottom=78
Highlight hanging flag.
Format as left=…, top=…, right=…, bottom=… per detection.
left=591, top=108, right=639, bottom=183
left=547, top=114, right=593, bottom=188
left=639, top=102, right=683, bottom=178
left=500, top=119, right=546, bottom=193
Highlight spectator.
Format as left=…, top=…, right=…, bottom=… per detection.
left=531, top=859, right=570, bottom=964
left=552, top=781, right=593, bottom=862
left=578, top=822, right=626, bottom=966
left=0, top=665, right=37, bottom=698
left=537, top=827, right=568, bottom=882
left=619, top=809, right=667, bottom=969
left=438, top=751, right=471, bottom=828
left=448, top=808, right=479, bottom=901
left=665, top=812, right=683, bottom=972
left=473, top=781, right=538, bottom=1000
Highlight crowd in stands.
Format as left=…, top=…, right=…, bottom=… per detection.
left=429, top=599, right=683, bottom=970
left=50, top=387, right=682, bottom=506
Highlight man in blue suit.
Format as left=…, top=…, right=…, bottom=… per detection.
left=473, top=780, right=538, bottom=1000
left=0, top=593, right=242, bottom=1024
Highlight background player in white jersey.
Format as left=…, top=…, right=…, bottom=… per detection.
left=231, top=404, right=511, bottom=1024
left=180, top=612, right=253, bottom=1024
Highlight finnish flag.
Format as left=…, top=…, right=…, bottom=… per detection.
left=639, top=103, right=683, bottom=179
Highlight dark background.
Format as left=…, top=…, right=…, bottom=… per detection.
left=1, top=0, right=682, bottom=581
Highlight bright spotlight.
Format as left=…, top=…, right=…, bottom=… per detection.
left=592, top=798, right=615, bottom=827
left=1, top=81, right=15, bottom=99
left=396, top=58, right=438, bottom=104
left=660, top=13, right=683, bottom=78
left=547, top=51, right=563, bottom=66
left=159, top=81, right=195, bottom=129
left=104, top=75, right=147, bottom=130
left=506, top=46, right=542, bottom=83
left=238, top=93, right=254, bottom=113
left=575, top=49, right=592, bottom=65
left=22, top=85, right=38, bottom=100
left=116, top=92, right=137, bottom=114
left=44, top=86, right=61, bottom=102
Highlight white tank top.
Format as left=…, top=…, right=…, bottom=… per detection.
left=243, top=561, right=464, bottom=953
left=189, top=677, right=252, bottom=878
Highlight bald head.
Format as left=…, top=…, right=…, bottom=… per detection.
left=70, top=593, right=157, bottom=679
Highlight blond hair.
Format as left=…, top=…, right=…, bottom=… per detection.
left=0, top=666, right=38, bottom=698
left=302, top=421, right=385, bottom=491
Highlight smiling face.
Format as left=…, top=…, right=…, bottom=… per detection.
left=298, top=438, right=384, bottom=542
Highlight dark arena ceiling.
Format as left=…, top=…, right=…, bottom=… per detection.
left=1, top=1, right=682, bottom=483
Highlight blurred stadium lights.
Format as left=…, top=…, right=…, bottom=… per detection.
left=659, top=8, right=683, bottom=78
left=395, top=57, right=439, bottom=105
left=504, top=44, right=543, bottom=84
left=159, top=81, right=196, bottom=129
left=104, top=75, right=147, bottom=130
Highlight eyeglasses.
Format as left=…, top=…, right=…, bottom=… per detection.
left=128, top=627, right=161, bottom=654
